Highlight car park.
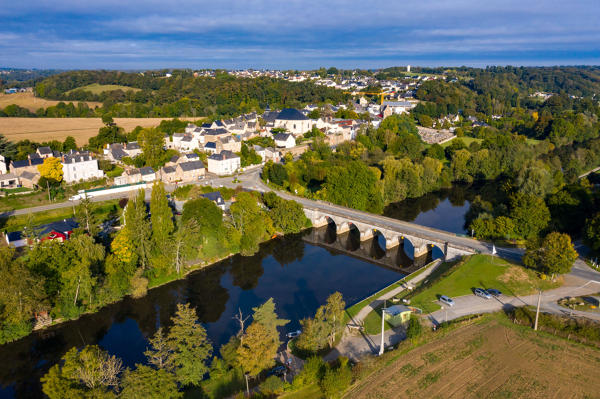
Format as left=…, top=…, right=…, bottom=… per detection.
left=439, top=295, right=454, bottom=307
left=474, top=288, right=492, bottom=299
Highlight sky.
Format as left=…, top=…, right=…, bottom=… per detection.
left=1, top=0, right=599, bottom=70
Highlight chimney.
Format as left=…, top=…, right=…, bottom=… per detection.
left=28, top=157, right=31, bottom=166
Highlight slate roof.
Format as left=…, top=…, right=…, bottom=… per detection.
left=208, top=150, right=239, bottom=161
left=125, top=142, right=141, bottom=150
left=140, top=166, right=155, bottom=176
left=20, top=171, right=37, bottom=180
left=37, top=146, right=52, bottom=155
left=63, top=151, right=94, bottom=164
left=162, top=166, right=176, bottom=174
left=184, top=153, right=199, bottom=160
left=201, top=191, right=224, bottom=204
left=274, top=133, right=293, bottom=141
left=261, top=111, right=280, bottom=123
left=36, top=218, right=79, bottom=237
left=204, top=128, right=229, bottom=136
left=11, top=158, right=43, bottom=168
left=178, top=160, right=205, bottom=171
left=276, top=108, right=309, bottom=121
left=204, top=142, right=217, bottom=149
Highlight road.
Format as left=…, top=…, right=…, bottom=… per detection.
left=428, top=260, right=600, bottom=325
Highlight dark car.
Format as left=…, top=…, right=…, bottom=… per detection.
left=267, top=366, right=286, bottom=377
left=487, top=289, right=502, bottom=297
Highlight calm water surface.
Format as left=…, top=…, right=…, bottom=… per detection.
left=0, top=183, right=492, bottom=398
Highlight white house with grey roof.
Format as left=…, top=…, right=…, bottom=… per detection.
left=207, top=151, right=240, bottom=176
left=274, top=108, right=312, bottom=136
left=274, top=133, right=296, bottom=148
left=61, top=151, right=104, bottom=183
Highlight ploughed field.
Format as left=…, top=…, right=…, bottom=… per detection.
left=0, top=117, right=197, bottom=145
left=346, top=319, right=600, bottom=399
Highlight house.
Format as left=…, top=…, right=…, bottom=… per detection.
left=264, top=147, right=282, bottom=163
left=0, top=155, right=7, bottom=174
left=61, top=151, right=104, bottom=183
left=6, top=218, right=79, bottom=247
left=201, top=191, right=225, bottom=210
left=0, top=173, right=20, bottom=188
left=253, top=145, right=266, bottom=160
left=159, top=166, right=178, bottom=183
left=383, top=305, right=418, bottom=326
left=207, top=151, right=241, bottom=176
left=36, top=146, right=55, bottom=159
left=176, top=161, right=205, bottom=182
left=114, top=168, right=142, bottom=185
left=10, top=156, right=43, bottom=177
left=19, top=171, right=39, bottom=188
left=204, top=142, right=218, bottom=154
left=274, top=108, right=312, bottom=136
left=380, top=101, right=415, bottom=116
left=274, top=133, right=296, bottom=148
left=219, top=136, right=241, bottom=153
left=140, top=166, right=156, bottom=182
left=202, top=128, right=231, bottom=143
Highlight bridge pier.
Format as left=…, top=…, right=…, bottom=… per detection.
left=385, top=236, right=400, bottom=250
left=336, top=222, right=350, bottom=235
left=359, top=229, right=373, bottom=241
left=413, top=244, right=429, bottom=258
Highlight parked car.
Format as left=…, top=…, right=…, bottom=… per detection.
left=286, top=330, right=301, bottom=339
left=267, top=365, right=286, bottom=377
left=474, top=288, right=492, bottom=299
left=487, top=288, right=502, bottom=297
left=439, top=295, right=454, bottom=307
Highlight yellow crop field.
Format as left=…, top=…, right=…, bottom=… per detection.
left=66, top=83, right=141, bottom=95
left=0, top=92, right=102, bottom=111
left=0, top=117, right=199, bottom=145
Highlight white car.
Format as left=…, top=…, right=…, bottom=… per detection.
left=439, top=295, right=455, bottom=307
left=286, top=330, right=301, bottom=339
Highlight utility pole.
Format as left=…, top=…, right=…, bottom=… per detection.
left=534, top=290, right=542, bottom=331
left=379, top=300, right=387, bottom=356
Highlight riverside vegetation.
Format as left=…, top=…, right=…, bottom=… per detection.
left=0, top=183, right=311, bottom=344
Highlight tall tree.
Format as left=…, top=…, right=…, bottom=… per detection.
left=138, top=127, right=165, bottom=169
left=237, top=321, right=279, bottom=377
left=75, top=196, right=98, bottom=236
left=124, top=189, right=151, bottom=269
left=37, top=157, right=64, bottom=183
left=166, top=303, right=212, bottom=386
left=524, top=232, right=578, bottom=276
left=150, top=182, right=174, bottom=247
left=144, top=327, right=170, bottom=370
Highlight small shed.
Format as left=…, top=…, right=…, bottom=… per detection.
left=383, top=305, right=415, bottom=327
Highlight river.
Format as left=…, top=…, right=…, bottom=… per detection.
left=0, top=183, right=492, bottom=398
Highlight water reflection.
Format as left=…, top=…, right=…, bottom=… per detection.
left=0, top=231, right=404, bottom=399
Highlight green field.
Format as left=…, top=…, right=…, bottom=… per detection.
left=406, top=255, right=561, bottom=313
left=66, top=83, right=141, bottom=95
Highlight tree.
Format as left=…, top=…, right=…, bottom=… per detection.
left=75, top=196, right=98, bottom=236
left=172, top=219, right=199, bottom=275
left=63, top=136, right=77, bottom=152
left=229, top=192, right=274, bottom=256
left=585, top=212, right=600, bottom=252
left=237, top=321, right=278, bottom=377
left=509, top=193, right=550, bottom=239
left=41, top=345, right=122, bottom=399
left=524, top=232, right=578, bottom=276
left=111, top=228, right=137, bottom=265
left=324, top=161, right=383, bottom=213
left=144, top=327, right=171, bottom=370
left=267, top=162, right=288, bottom=186
left=62, top=234, right=104, bottom=308
left=252, top=297, right=290, bottom=336
left=297, top=292, right=345, bottom=352
left=292, top=356, right=326, bottom=388
left=0, top=247, right=45, bottom=343
left=166, top=303, right=212, bottom=386
left=124, top=189, right=151, bottom=268
left=406, top=314, right=422, bottom=339
left=267, top=197, right=310, bottom=233
left=150, top=182, right=174, bottom=254
left=120, top=365, right=181, bottom=399
left=37, top=157, right=63, bottom=183
left=88, top=115, right=126, bottom=151
left=138, top=127, right=165, bottom=169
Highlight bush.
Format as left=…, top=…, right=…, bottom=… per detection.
left=320, top=357, right=352, bottom=399
left=292, top=356, right=326, bottom=388
left=406, top=315, right=422, bottom=339
left=0, top=321, right=32, bottom=344
left=259, top=375, right=287, bottom=395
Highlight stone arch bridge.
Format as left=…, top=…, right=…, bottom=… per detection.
left=302, top=204, right=487, bottom=262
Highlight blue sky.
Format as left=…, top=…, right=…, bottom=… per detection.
left=1, top=0, right=599, bottom=69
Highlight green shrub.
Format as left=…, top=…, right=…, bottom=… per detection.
left=320, top=357, right=352, bottom=399
left=0, top=321, right=32, bottom=344
left=259, top=375, right=287, bottom=395
left=406, top=315, right=422, bottom=339
left=292, top=356, right=326, bottom=388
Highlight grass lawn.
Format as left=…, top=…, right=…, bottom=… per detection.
left=407, top=255, right=562, bottom=313
left=0, top=199, right=121, bottom=232
left=439, top=136, right=482, bottom=148
left=363, top=303, right=395, bottom=335
left=280, top=384, right=323, bottom=399
left=66, top=83, right=140, bottom=95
